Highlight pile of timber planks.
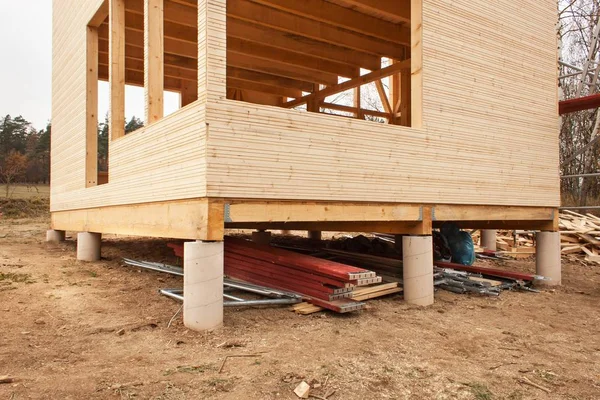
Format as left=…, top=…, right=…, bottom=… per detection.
left=482, top=211, right=600, bottom=263
left=224, top=237, right=384, bottom=313
left=558, top=210, right=600, bottom=263
left=292, top=283, right=402, bottom=315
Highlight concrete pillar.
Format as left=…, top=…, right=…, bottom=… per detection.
left=480, top=229, right=497, bottom=252
left=402, top=235, right=434, bottom=306
left=183, top=241, right=223, bottom=331
left=252, top=230, right=272, bottom=245
left=536, top=231, right=561, bottom=286
left=46, top=229, right=66, bottom=243
left=76, top=232, right=101, bottom=262
left=308, top=230, right=322, bottom=242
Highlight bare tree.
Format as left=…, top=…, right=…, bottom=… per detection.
left=1, top=150, right=28, bottom=198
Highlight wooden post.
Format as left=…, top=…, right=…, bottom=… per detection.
left=198, top=0, right=227, bottom=103
left=144, top=0, right=164, bottom=124
left=86, top=26, right=99, bottom=187
left=411, top=0, right=423, bottom=129
left=181, top=80, right=198, bottom=107
left=109, top=0, right=126, bottom=140
left=400, top=69, right=411, bottom=127
left=389, top=66, right=401, bottom=124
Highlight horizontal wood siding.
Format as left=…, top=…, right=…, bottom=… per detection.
left=204, top=0, right=559, bottom=207
left=51, top=1, right=207, bottom=212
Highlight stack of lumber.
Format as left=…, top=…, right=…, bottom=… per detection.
left=224, top=237, right=383, bottom=313
left=292, top=283, right=402, bottom=314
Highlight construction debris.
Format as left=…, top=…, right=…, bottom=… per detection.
left=294, top=381, right=311, bottom=399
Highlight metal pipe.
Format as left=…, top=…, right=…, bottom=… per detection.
left=561, top=172, right=600, bottom=178
left=123, top=258, right=183, bottom=276
left=160, top=289, right=183, bottom=302
left=560, top=206, right=600, bottom=210
left=223, top=293, right=245, bottom=302
left=160, top=289, right=301, bottom=306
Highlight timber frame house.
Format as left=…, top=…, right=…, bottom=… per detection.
left=51, top=0, right=560, bottom=330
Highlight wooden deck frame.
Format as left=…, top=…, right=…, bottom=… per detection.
left=51, top=199, right=559, bottom=241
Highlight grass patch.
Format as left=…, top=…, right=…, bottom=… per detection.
left=0, top=197, right=49, bottom=218
left=164, top=363, right=213, bottom=375
left=466, top=382, right=493, bottom=400
left=0, top=272, right=35, bottom=284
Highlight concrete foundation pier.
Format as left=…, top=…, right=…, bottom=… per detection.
left=308, top=231, right=322, bottom=242
left=480, top=229, right=497, bottom=251
left=402, top=235, right=434, bottom=306
left=252, top=230, right=272, bottom=245
left=46, top=229, right=66, bottom=243
left=536, top=231, right=561, bottom=286
left=76, top=232, right=101, bottom=261
left=183, top=241, right=224, bottom=331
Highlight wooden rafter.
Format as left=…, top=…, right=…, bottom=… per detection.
left=329, top=0, right=411, bottom=24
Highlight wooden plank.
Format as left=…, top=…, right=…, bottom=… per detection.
left=375, top=80, right=392, bottom=114
left=109, top=0, right=126, bottom=141
left=332, top=0, right=411, bottom=24
left=228, top=67, right=314, bottom=93
left=51, top=199, right=224, bottom=240
left=411, top=0, right=423, bottom=129
left=144, top=0, right=165, bottom=124
left=89, top=0, right=109, bottom=27
left=321, top=102, right=391, bottom=119
left=227, top=77, right=302, bottom=99
left=86, top=26, right=99, bottom=188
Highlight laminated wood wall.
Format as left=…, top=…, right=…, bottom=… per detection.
left=204, top=0, right=560, bottom=207
left=51, top=0, right=208, bottom=212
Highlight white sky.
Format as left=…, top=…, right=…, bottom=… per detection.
left=0, top=1, right=179, bottom=131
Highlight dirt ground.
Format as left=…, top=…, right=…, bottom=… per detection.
left=1, top=217, right=600, bottom=400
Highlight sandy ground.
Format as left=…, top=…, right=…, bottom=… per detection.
left=1, top=217, right=600, bottom=400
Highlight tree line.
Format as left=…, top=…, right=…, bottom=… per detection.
left=0, top=114, right=143, bottom=197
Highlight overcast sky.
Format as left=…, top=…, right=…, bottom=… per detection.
left=0, top=1, right=179, bottom=131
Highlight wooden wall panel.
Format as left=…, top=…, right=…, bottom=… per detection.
left=51, top=0, right=207, bottom=212
left=204, top=0, right=560, bottom=207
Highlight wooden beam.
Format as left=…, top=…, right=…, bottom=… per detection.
left=227, top=67, right=314, bottom=93
left=227, top=52, right=339, bottom=86
left=99, top=65, right=183, bottom=92
left=227, top=0, right=408, bottom=58
left=51, top=199, right=225, bottom=240
left=109, top=0, right=126, bottom=141
left=400, top=69, right=411, bottom=127
left=334, top=0, right=411, bottom=24
left=411, top=0, right=423, bottom=129
left=99, top=49, right=196, bottom=81
left=321, top=102, right=390, bottom=119
left=228, top=37, right=359, bottom=78
left=227, top=77, right=302, bottom=99
left=249, top=0, right=408, bottom=43
left=284, top=59, right=411, bottom=108
left=144, top=0, right=165, bottom=124
left=89, top=0, right=109, bottom=27
left=227, top=19, right=381, bottom=71
left=86, top=26, right=99, bottom=187
left=375, top=80, right=392, bottom=114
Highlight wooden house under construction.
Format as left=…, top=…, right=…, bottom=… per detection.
left=50, top=0, right=561, bottom=330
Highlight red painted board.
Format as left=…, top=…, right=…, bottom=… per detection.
left=225, top=256, right=352, bottom=294
left=226, top=237, right=376, bottom=280
left=225, top=252, right=354, bottom=289
left=225, top=266, right=352, bottom=301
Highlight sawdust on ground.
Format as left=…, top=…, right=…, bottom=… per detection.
left=1, top=217, right=600, bottom=400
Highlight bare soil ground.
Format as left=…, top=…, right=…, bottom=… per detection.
left=1, top=217, right=600, bottom=400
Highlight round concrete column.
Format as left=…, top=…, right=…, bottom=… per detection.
left=76, top=232, right=101, bottom=262
left=183, top=241, right=223, bottom=331
left=536, top=231, right=561, bottom=286
left=402, top=235, right=434, bottom=306
left=480, top=230, right=497, bottom=252
left=252, top=230, right=272, bottom=245
left=46, top=230, right=66, bottom=243
left=308, top=231, right=322, bottom=242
